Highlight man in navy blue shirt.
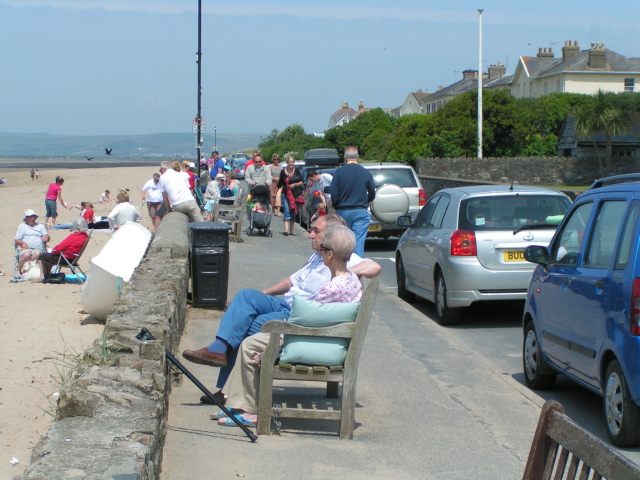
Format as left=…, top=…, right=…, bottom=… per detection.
left=329, top=147, right=376, bottom=257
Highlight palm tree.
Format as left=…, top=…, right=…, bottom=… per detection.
left=574, top=90, right=634, bottom=176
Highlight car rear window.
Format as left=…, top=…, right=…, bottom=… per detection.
left=458, top=194, right=571, bottom=231
left=366, top=168, right=417, bottom=188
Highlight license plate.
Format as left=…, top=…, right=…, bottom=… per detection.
left=368, top=224, right=382, bottom=232
left=503, top=250, right=525, bottom=262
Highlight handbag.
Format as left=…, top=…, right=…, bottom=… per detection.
left=43, top=272, right=66, bottom=284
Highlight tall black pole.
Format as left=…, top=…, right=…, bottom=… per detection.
left=196, top=0, right=202, bottom=178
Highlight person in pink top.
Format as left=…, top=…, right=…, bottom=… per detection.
left=214, top=225, right=362, bottom=427
left=44, top=176, right=68, bottom=228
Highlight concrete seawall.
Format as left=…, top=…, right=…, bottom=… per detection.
left=18, top=212, right=191, bottom=480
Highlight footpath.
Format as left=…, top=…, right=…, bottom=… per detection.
left=160, top=223, right=544, bottom=480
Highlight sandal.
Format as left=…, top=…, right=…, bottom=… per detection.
left=281, top=232, right=288, bottom=236
left=210, top=409, right=235, bottom=420
left=218, top=414, right=256, bottom=428
left=289, top=232, right=297, bottom=236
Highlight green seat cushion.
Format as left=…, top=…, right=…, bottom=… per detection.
left=280, top=295, right=360, bottom=366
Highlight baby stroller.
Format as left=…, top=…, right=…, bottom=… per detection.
left=247, top=184, right=272, bottom=237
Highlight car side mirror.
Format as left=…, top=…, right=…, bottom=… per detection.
left=524, top=245, right=549, bottom=265
left=397, top=215, right=412, bottom=227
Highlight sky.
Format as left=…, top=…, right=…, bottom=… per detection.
left=2, top=0, right=640, bottom=137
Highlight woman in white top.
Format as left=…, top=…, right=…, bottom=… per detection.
left=142, top=173, right=164, bottom=231
left=107, top=190, right=141, bottom=231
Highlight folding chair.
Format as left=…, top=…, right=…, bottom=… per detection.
left=55, top=231, right=92, bottom=283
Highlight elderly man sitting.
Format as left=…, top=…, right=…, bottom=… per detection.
left=14, top=209, right=49, bottom=278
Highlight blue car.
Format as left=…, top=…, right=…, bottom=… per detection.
left=522, top=174, right=640, bottom=447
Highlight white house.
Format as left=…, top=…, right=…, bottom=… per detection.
left=511, top=41, right=640, bottom=99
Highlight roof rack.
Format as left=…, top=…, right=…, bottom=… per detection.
left=589, top=173, right=640, bottom=190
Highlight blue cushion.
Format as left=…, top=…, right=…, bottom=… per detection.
left=280, top=295, right=360, bottom=366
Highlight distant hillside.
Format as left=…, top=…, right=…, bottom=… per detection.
left=0, top=132, right=261, bottom=158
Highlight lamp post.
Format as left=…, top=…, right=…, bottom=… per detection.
left=477, top=8, right=483, bottom=160
left=214, top=126, right=217, bottom=153
left=195, top=0, right=203, bottom=177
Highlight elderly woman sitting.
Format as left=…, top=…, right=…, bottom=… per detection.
left=14, top=209, right=50, bottom=278
left=107, top=190, right=142, bottom=231
left=32, top=216, right=89, bottom=283
left=203, top=173, right=226, bottom=221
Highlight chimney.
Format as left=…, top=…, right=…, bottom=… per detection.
left=562, top=40, right=580, bottom=62
left=341, top=101, right=348, bottom=109
left=416, top=89, right=423, bottom=94
left=437, top=86, right=444, bottom=91
left=537, top=47, right=554, bottom=58
left=462, top=69, right=477, bottom=79
left=589, top=42, right=606, bottom=69
left=488, top=60, right=507, bottom=79
left=358, top=100, right=364, bottom=111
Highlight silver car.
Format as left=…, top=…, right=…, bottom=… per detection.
left=395, top=185, right=572, bottom=325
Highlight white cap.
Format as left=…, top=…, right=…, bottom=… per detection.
left=215, top=173, right=226, bottom=179
left=24, top=209, right=38, bottom=219
left=189, top=162, right=196, bottom=168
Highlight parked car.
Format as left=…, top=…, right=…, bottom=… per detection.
left=522, top=174, right=640, bottom=447
left=359, top=163, right=427, bottom=239
left=232, top=159, right=248, bottom=180
left=395, top=185, right=571, bottom=325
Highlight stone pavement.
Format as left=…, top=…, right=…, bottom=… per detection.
left=160, top=223, right=544, bottom=479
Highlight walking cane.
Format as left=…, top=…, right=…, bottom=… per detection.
left=135, top=328, right=258, bottom=442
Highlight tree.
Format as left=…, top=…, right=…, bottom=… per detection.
left=574, top=90, right=634, bottom=176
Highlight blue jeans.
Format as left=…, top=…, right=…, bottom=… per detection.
left=336, top=208, right=370, bottom=258
left=210, top=289, right=291, bottom=388
left=281, top=194, right=294, bottom=221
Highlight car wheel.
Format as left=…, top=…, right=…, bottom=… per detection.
left=396, top=256, right=415, bottom=302
left=435, top=272, right=461, bottom=326
left=522, top=322, right=556, bottom=390
left=604, top=360, right=640, bottom=447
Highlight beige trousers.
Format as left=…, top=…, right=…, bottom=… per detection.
left=222, top=332, right=270, bottom=414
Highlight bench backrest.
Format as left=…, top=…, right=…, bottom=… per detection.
left=522, top=400, right=640, bottom=480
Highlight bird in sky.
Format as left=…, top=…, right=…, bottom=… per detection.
left=105, top=148, right=113, bottom=155
left=85, top=156, right=94, bottom=161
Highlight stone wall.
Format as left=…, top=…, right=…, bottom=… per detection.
left=416, top=156, right=640, bottom=187
left=18, top=212, right=191, bottom=480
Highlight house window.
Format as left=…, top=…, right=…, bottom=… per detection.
left=544, top=82, right=548, bottom=95
left=625, top=78, right=635, bottom=92
left=556, top=80, right=561, bottom=92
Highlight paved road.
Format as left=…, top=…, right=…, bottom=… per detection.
left=364, top=237, right=640, bottom=465
left=160, top=226, right=640, bottom=479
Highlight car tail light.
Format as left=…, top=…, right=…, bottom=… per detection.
left=631, top=278, right=640, bottom=335
left=450, top=230, right=477, bottom=256
left=313, top=191, right=321, bottom=197
left=419, top=189, right=427, bottom=206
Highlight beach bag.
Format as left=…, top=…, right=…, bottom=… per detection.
left=43, top=272, right=66, bottom=284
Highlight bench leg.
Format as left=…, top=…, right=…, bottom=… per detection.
left=326, top=381, right=339, bottom=398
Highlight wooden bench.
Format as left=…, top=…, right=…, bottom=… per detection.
left=522, top=400, right=640, bottom=479
left=211, top=187, right=248, bottom=242
left=256, top=277, right=378, bottom=439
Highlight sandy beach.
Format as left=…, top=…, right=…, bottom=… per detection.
left=0, top=164, right=161, bottom=478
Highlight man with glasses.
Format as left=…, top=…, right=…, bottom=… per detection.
left=182, top=214, right=381, bottom=405
left=244, top=154, right=271, bottom=188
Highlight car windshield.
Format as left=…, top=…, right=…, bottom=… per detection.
left=366, top=168, right=417, bottom=188
left=458, top=194, right=571, bottom=231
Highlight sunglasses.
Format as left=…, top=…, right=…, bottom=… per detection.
left=319, top=243, right=333, bottom=253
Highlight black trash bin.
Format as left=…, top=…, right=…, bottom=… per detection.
left=190, top=222, right=231, bottom=309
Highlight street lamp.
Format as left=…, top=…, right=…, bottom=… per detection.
left=477, top=8, right=483, bottom=160
left=195, top=0, right=203, bottom=177
left=214, top=126, right=217, bottom=153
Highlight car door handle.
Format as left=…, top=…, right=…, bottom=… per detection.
left=595, top=280, right=604, bottom=289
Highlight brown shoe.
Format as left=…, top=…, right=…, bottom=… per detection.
left=200, top=390, right=227, bottom=405
left=182, top=347, right=227, bottom=367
